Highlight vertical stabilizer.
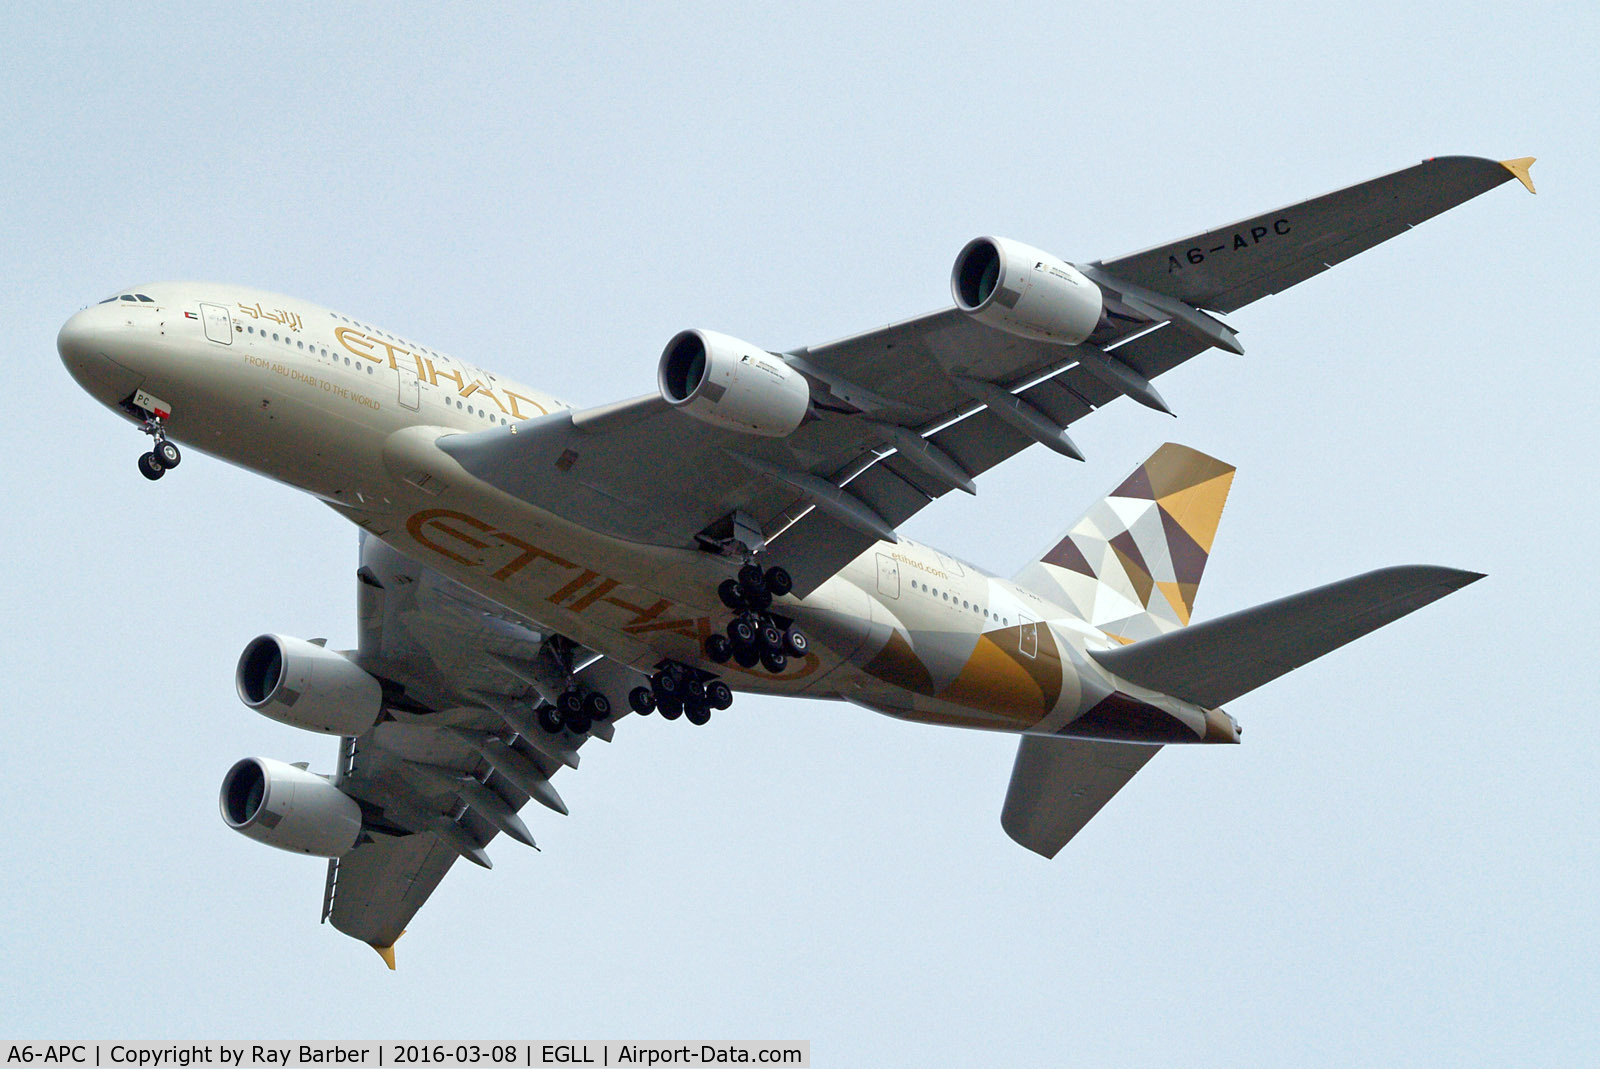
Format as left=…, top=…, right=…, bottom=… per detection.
left=1014, top=443, right=1235, bottom=642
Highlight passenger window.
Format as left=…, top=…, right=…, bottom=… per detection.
left=272, top=333, right=279, bottom=341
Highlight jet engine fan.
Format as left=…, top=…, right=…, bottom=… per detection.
left=236, top=634, right=383, bottom=736
left=219, top=756, right=362, bottom=858
left=951, top=236, right=1104, bottom=344
left=658, top=329, right=811, bottom=437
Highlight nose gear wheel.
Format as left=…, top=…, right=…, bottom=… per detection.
left=132, top=409, right=181, bottom=481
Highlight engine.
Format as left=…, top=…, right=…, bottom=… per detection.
left=219, top=757, right=363, bottom=858
left=951, top=236, right=1104, bottom=344
left=235, top=634, right=383, bottom=736
left=658, top=329, right=811, bottom=437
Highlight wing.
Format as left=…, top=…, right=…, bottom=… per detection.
left=440, top=156, right=1529, bottom=594
left=1094, top=155, right=1531, bottom=313
left=1001, top=736, right=1161, bottom=858
left=319, top=533, right=645, bottom=963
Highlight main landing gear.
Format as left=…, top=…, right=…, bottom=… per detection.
left=533, top=686, right=612, bottom=737
left=136, top=415, right=182, bottom=481
left=626, top=661, right=732, bottom=727
left=705, top=564, right=807, bottom=675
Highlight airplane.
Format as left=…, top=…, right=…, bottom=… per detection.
left=59, top=155, right=1533, bottom=968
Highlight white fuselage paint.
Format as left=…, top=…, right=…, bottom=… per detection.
left=59, top=282, right=1234, bottom=744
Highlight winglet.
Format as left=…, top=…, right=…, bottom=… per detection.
left=1500, top=157, right=1536, bottom=194
left=370, top=931, right=404, bottom=970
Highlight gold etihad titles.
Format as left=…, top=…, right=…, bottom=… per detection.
left=335, top=327, right=549, bottom=419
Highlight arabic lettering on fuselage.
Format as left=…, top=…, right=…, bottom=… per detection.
left=235, top=302, right=303, bottom=332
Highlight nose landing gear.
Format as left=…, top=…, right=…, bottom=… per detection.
left=127, top=394, right=181, bottom=481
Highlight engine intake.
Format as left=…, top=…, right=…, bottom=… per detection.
left=219, top=757, right=362, bottom=858
left=952, top=236, right=1104, bottom=345
left=658, top=329, right=811, bottom=437
left=236, top=634, right=383, bottom=736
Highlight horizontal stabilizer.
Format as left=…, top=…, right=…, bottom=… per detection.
left=1088, top=565, right=1483, bottom=708
left=1001, top=736, right=1161, bottom=858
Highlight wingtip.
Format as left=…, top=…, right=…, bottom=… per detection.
left=371, top=931, right=404, bottom=970
left=1500, top=156, right=1536, bottom=194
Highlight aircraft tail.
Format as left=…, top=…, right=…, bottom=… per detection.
left=1014, top=442, right=1236, bottom=643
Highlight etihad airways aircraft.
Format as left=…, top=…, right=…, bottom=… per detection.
left=60, top=155, right=1532, bottom=966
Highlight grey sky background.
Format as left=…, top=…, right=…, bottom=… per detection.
left=3, top=2, right=1595, bottom=1064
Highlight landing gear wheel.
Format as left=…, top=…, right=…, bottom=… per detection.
left=566, top=713, right=592, bottom=736
left=737, top=563, right=767, bottom=598
left=706, top=680, right=733, bottom=710
left=628, top=686, right=656, bottom=715
left=654, top=670, right=685, bottom=699
left=783, top=628, right=809, bottom=656
left=704, top=633, right=733, bottom=664
left=684, top=678, right=707, bottom=703
left=582, top=692, right=611, bottom=721
left=718, top=578, right=746, bottom=611
left=536, top=704, right=564, bottom=733
left=759, top=623, right=785, bottom=652
left=658, top=696, right=683, bottom=720
left=153, top=440, right=182, bottom=468
left=760, top=648, right=788, bottom=674
left=685, top=703, right=711, bottom=726
left=733, top=645, right=761, bottom=669
left=765, top=566, right=793, bottom=597
left=558, top=690, right=584, bottom=718
left=727, top=616, right=757, bottom=648
left=137, top=453, right=165, bottom=481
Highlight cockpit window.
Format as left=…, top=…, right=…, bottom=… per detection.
left=135, top=294, right=153, bottom=302
left=120, top=294, right=138, bottom=302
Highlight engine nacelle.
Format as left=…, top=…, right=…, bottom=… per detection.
left=236, top=634, right=383, bottom=736
left=219, top=757, right=362, bottom=858
left=951, top=236, right=1104, bottom=345
left=658, top=329, right=811, bottom=437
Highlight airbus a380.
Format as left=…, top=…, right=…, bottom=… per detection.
left=61, top=155, right=1533, bottom=966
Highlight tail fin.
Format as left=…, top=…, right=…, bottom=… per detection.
left=1015, top=443, right=1235, bottom=643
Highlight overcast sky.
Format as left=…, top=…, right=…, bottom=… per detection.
left=2, top=3, right=1595, bottom=1064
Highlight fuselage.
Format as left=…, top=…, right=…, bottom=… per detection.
left=60, top=282, right=1238, bottom=745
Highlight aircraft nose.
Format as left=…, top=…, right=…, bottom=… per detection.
left=59, top=304, right=144, bottom=403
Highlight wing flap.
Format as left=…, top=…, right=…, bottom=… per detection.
left=1088, top=565, right=1484, bottom=708
left=1001, top=736, right=1161, bottom=858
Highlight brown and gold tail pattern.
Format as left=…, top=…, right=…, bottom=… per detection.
left=1015, top=443, right=1235, bottom=643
